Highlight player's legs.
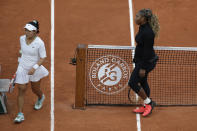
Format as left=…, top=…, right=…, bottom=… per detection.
left=17, top=84, right=27, bottom=113
left=139, top=63, right=157, bottom=116
left=30, top=66, right=48, bottom=110
left=128, top=64, right=156, bottom=116
left=31, top=80, right=42, bottom=99
left=140, top=61, right=157, bottom=99
left=31, top=80, right=45, bottom=110
left=128, top=67, right=148, bottom=113
left=128, top=64, right=148, bottom=100
left=140, top=74, right=150, bottom=97
left=14, top=84, right=27, bottom=123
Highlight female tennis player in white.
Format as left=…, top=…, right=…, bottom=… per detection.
left=14, top=20, right=49, bottom=123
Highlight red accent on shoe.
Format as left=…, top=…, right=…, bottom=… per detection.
left=133, top=106, right=145, bottom=113
left=142, top=104, right=152, bottom=117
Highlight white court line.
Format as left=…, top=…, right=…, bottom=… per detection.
left=128, top=0, right=135, bottom=47
left=128, top=0, right=141, bottom=131
left=51, top=0, right=55, bottom=131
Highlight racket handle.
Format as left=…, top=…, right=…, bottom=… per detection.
left=9, top=73, right=16, bottom=93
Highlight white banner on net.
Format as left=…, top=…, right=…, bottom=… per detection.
left=88, top=45, right=197, bottom=51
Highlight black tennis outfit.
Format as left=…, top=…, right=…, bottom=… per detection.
left=128, top=23, right=158, bottom=97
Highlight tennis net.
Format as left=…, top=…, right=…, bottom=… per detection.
left=85, top=45, right=197, bottom=105
left=74, top=44, right=197, bottom=107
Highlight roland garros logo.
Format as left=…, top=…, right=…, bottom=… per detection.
left=89, top=55, right=130, bottom=95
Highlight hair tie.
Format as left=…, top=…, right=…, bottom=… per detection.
left=145, top=9, right=152, bottom=19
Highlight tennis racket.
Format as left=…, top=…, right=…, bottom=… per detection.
left=9, top=73, right=16, bottom=93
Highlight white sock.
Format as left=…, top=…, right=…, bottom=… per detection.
left=144, top=97, right=151, bottom=104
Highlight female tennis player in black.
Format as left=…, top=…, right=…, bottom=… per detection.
left=128, top=9, right=160, bottom=117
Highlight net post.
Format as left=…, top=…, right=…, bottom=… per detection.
left=73, top=44, right=87, bottom=109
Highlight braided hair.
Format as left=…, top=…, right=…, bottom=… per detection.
left=139, top=9, right=160, bottom=37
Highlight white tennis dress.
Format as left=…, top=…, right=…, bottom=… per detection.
left=15, top=35, right=49, bottom=84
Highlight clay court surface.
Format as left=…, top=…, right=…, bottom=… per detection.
left=0, top=0, right=197, bottom=131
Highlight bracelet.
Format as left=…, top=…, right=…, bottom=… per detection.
left=33, top=64, right=39, bottom=70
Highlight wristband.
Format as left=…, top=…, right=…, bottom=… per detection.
left=18, top=57, right=21, bottom=63
left=33, top=64, right=39, bottom=70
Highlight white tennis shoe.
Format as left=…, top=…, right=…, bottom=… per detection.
left=34, top=94, right=45, bottom=110
left=14, top=112, right=25, bottom=123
